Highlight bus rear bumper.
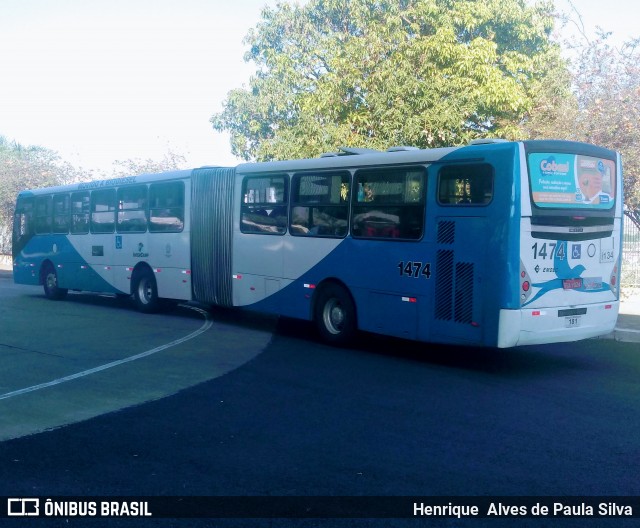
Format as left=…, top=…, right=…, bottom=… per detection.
left=497, top=302, right=619, bottom=348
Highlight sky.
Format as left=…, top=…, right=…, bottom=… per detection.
left=554, top=0, right=638, bottom=45
left=0, top=0, right=638, bottom=174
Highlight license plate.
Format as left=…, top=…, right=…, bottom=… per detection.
left=565, top=315, right=582, bottom=328
left=563, top=278, right=583, bottom=290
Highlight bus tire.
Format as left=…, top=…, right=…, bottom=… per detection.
left=314, top=283, right=357, bottom=346
left=42, top=263, right=68, bottom=301
left=133, top=269, right=160, bottom=313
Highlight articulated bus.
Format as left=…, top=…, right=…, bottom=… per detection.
left=13, top=140, right=623, bottom=347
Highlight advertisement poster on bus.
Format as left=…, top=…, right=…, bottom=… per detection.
left=528, top=153, right=615, bottom=209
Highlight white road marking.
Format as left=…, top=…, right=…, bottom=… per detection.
left=0, top=305, right=213, bottom=401
left=615, top=327, right=640, bottom=334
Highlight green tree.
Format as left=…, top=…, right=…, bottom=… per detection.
left=572, top=36, right=640, bottom=209
left=523, top=29, right=640, bottom=209
left=0, top=133, right=190, bottom=256
left=0, top=137, right=94, bottom=254
left=212, top=0, right=564, bottom=161
left=1, top=138, right=68, bottom=253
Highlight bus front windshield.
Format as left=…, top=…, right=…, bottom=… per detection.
left=528, top=152, right=616, bottom=210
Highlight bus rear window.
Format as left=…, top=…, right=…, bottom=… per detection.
left=437, top=163, right=493, bottom=205
left=528, top=153, right=615, bottom=210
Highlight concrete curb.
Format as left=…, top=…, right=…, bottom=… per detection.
left=607, top=328, right=640, bottom=342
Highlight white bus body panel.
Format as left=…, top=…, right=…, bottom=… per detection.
left=232, top=233, right=343, bottom=307
left=54, top=175, right=194, bottom=301
left=497, top=302, right=619, bottom=347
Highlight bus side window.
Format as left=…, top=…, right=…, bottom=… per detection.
left=437, top=164, right=494, bottom=206
left=118, top=185, right=148, bottom=233
left=352, top=167, right=425, bottom=240
left=52, top=194, right=70, bottom=234
left=35, top=195, right=52, bottom=234
left=149, top=182, right=184, bottom=232
left=290, top=171, right=349, bottom=237
left=70, top=191, right=90, bottom=234
left=241, top=175, right=288, bottom=235
left=91, top=189, right=116, bottom=233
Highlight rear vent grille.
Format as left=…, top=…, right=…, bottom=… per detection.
left=435, top=250, right=454, bottom=320
left=454, top=262, right=474, bottom=323
left=437, top=221, right=455, bottom=244
left=435, top=249, right=475, bottom=324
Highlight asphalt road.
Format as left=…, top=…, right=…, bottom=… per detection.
left=0, top=272, right=272, bottom=441
left=1, top=272, right=640, bottom=528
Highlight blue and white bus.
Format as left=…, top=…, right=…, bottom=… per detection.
left=12, top=139, right=623, bottom=347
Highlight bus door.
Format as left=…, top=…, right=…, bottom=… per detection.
left=429, top=163, right=494, bottom=345
left=12, top=195, right=36, bottom=285
left=85, top=188, right=116, bottom=292
left=349, top=166, right=428, bottom=341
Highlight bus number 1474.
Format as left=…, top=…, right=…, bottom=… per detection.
left=398, top=261, right=432, bottom=279
left=531, top=242, right=566, bottom=261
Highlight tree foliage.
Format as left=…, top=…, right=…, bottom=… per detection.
left=0, top=137, right=187, bottom=254
left=0, top=137, right=88, bottom=254
left=211, top=0, right=563, bottom=161
left=523, top=30, right=640, bottom=209
left=109, top=150, right=187, bottom=178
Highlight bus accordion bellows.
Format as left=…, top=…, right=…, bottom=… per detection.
left=12, top=139, right=623, bottom=348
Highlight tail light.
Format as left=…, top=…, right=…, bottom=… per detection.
left=520, top=260, right=532, bottom=305
left=610, top=260, right=620, bottom=297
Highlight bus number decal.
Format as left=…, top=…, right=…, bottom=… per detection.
left=531, top=242, right=566, bottom=261
left=398, top=261, right=432, bottom=279
left=600, top=250, right=614, bottom=263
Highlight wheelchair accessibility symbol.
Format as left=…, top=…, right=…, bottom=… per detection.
left=572, top=244, right=581, bottom=259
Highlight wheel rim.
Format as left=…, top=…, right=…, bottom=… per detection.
left=46, top=272, right=57, bottom=290
left=138, top=277, right=153, bottom=304
left=323, top=298, right=345, bottom=335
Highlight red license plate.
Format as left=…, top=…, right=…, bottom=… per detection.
left=563, top=278, right=583, bottom=290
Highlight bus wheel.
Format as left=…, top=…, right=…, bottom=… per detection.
left=314, top=284, right=356, bottom=346
left=133, top=269, right=160, bottom=313
left=42, top=263, right=68, bottom=300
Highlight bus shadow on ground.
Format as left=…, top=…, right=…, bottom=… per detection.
left=274, top=316, right=592, bottom=379
left=22, top=289, right=594, bottom=379
left=25, top=290, right=281, bottom=332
